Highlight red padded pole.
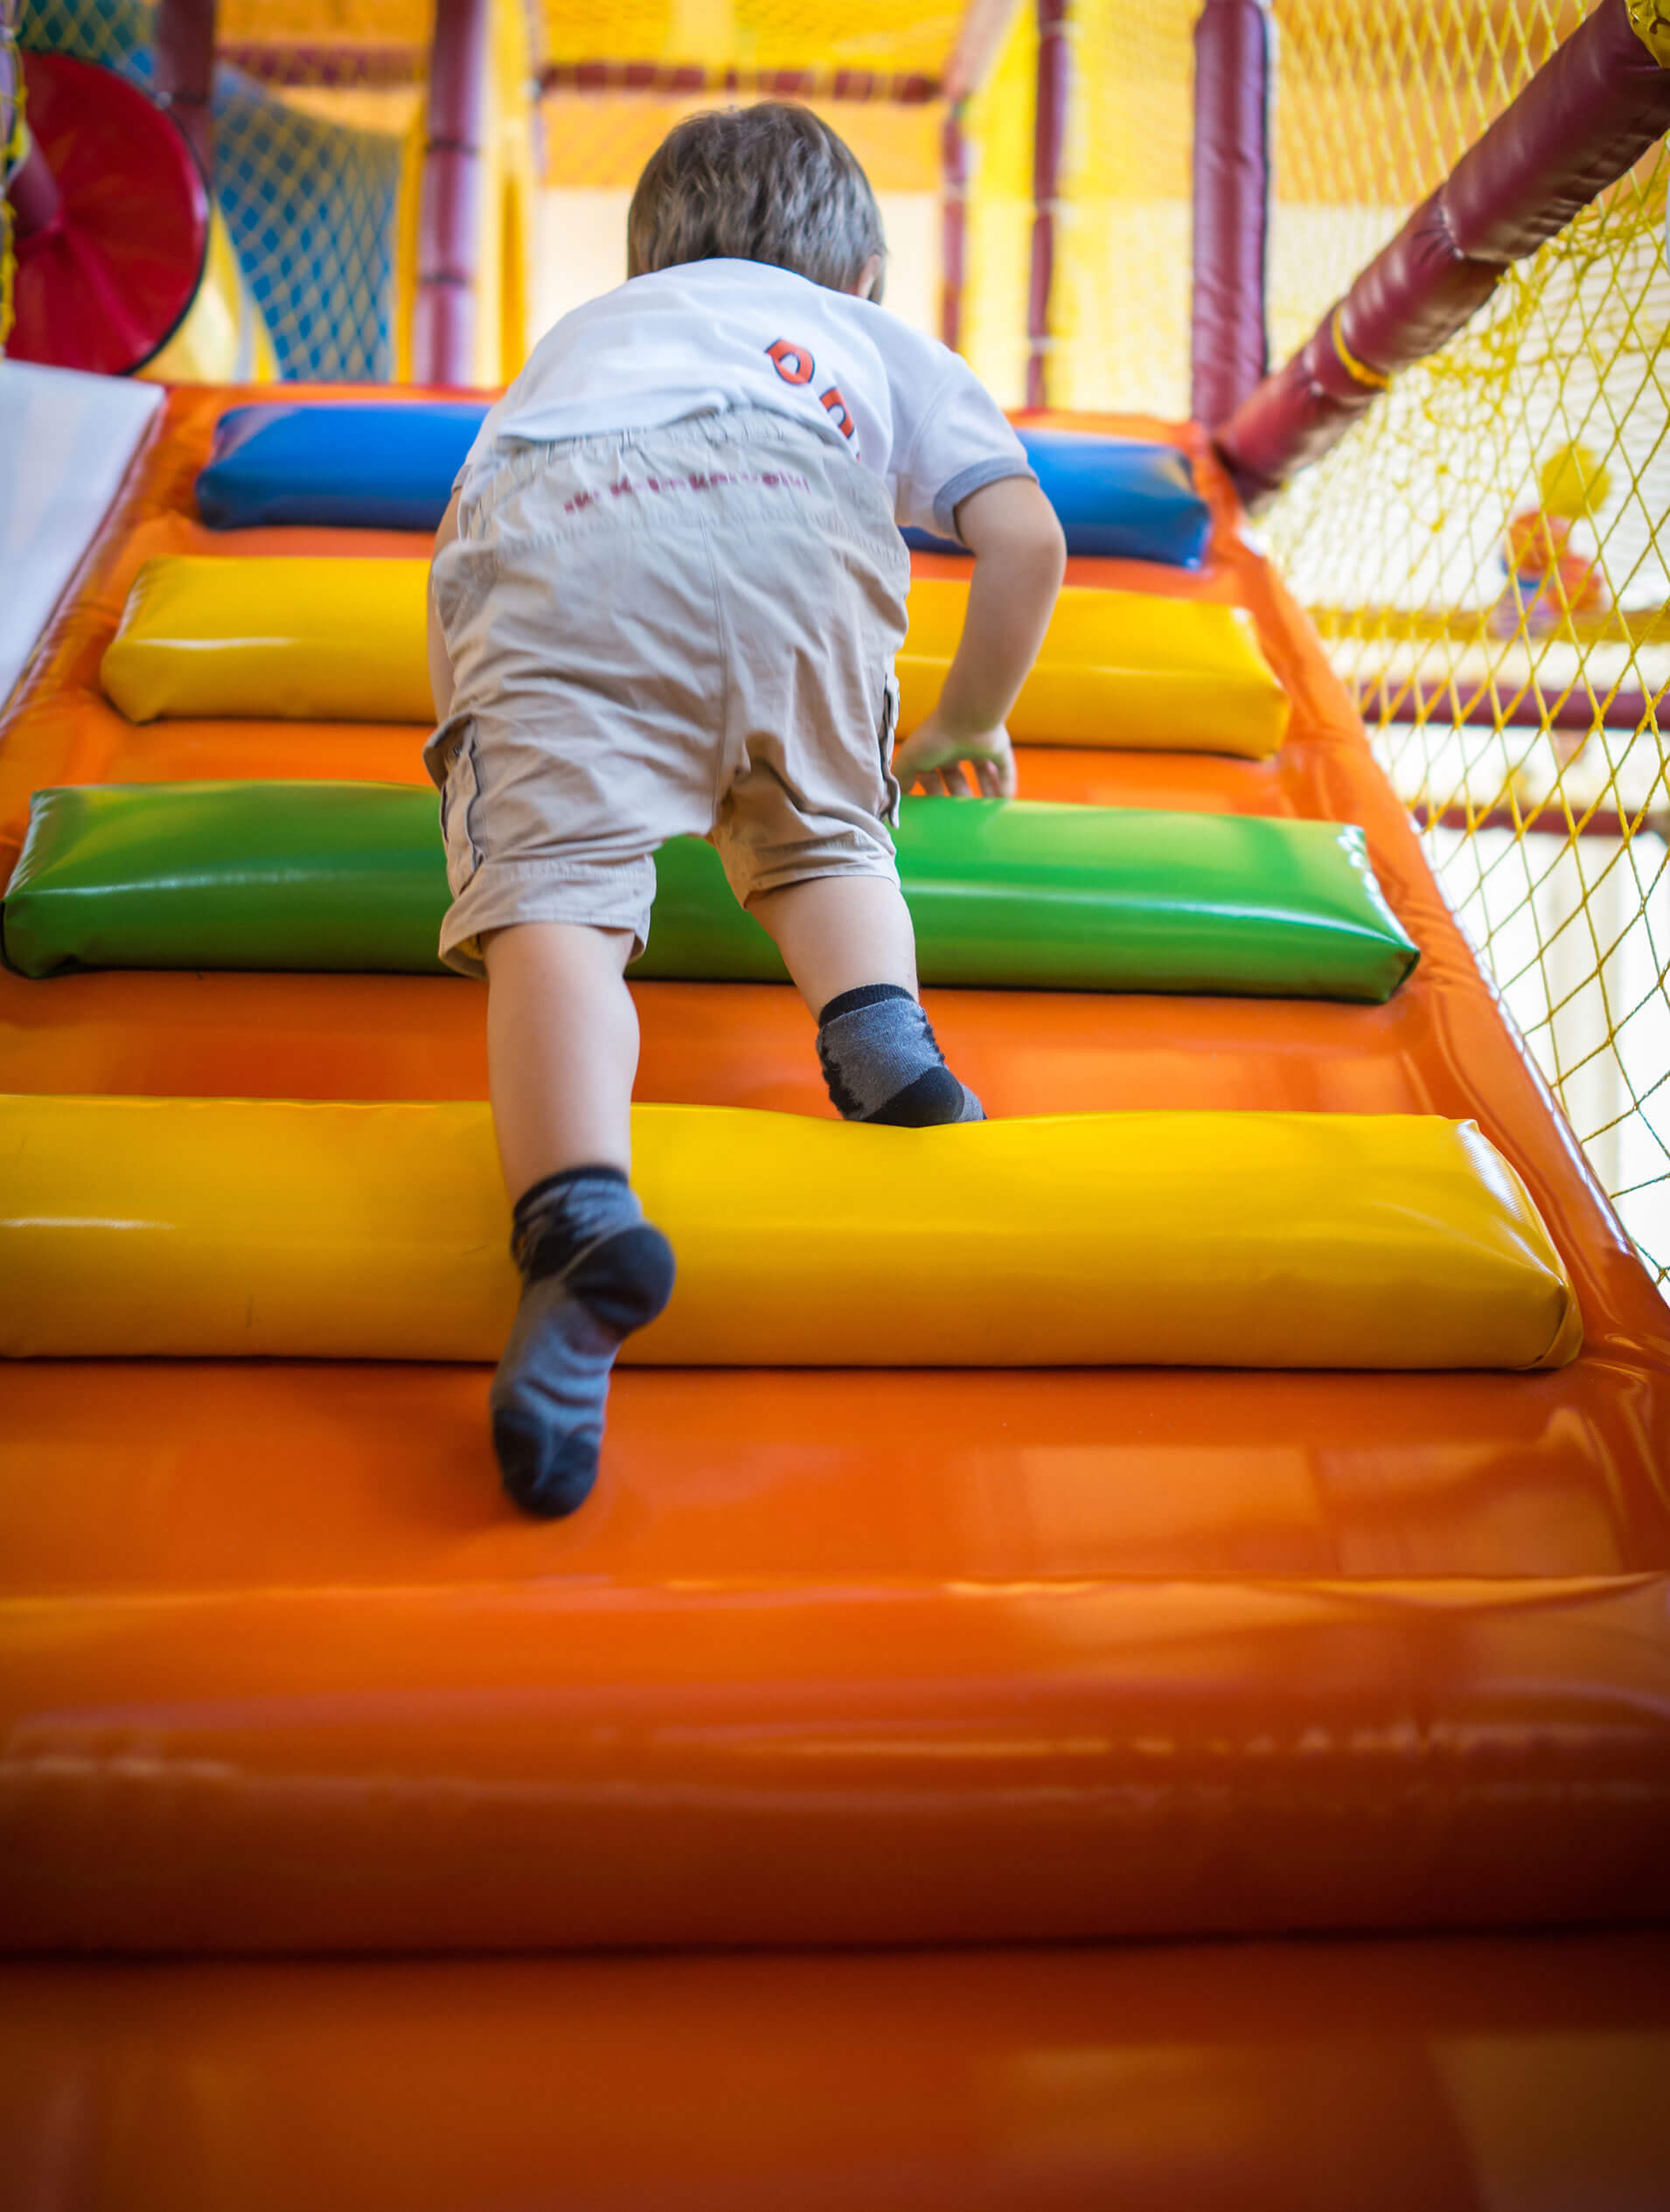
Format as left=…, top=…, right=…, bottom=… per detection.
left=540, top=61, right=940, bottom=101
left=940, top=105, right=968, bottom=351
left=153, top=0, right=216, bottom=183
left=1190, top=0, right=1271, bottom=428
left=1357, top=677, right=1654, bottom=734
left=411, top=0, right=488, bottom=388
left=1026, top=0, right=1068, bottom=409
left=1215, top=0, right=1670, bottom=504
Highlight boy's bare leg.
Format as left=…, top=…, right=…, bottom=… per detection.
left=484, top=921, right=639, bottom=1188
left=750, top=874, right=984, bottom=1126
left=748, top=874, right=917, bottom=1012
left=479, top=921, right=674, bottom=1519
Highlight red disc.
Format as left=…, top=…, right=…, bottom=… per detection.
left=8, top=51, right=210, bottom=376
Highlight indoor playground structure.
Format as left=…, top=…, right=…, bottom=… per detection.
left=3, top=0, right=1670, bottom=2202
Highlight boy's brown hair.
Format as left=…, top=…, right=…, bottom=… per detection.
left=627, top=103, right=887, bottom=302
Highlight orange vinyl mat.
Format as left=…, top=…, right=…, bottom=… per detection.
left=2, top=390, right=1669, bottom=2198
left=3, top=1934, right=1670, bottom=2211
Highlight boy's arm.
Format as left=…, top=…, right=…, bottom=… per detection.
left=893, top=476, right=1066, bottom=798
left=427, top=489, right=463, bottom=720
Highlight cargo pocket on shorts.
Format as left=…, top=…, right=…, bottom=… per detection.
left=877, top=670, right=903, bottom=827
left=435, top=719, right=486, bottom=898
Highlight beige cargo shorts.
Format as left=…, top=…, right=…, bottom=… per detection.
left=422, top=406, right=908, bottom=977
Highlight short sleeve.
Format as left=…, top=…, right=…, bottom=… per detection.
left=891, top=354, right=1036, bottom=542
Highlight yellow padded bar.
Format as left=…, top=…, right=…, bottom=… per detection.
left=101, top=558, right=435, bottom=727
left=0, top=1096, right=1579, bottom=1369
left=98, top=558, right=1291, bottom=757
left=897, top=577, right=1289, bottom=754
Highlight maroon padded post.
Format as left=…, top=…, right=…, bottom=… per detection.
left=1190, top=0, right=1272, bottom=428
left=1026, top=0, right=1068, bottom=409
left=411, top=0, right=488, bottom=388
left=1356, top=678, right=1654, bottom=734
left=940, top=106, right=968, bottom=351
left=1215, top=0, right=1670, bottom=504
left=152, top=0, right=216, bottom=182
left=541, top=61, right=940, bottom=101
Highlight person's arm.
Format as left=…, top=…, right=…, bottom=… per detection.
left=892, top=476, right=1066, bottom=798
left=427, top=488, right=463, bottom=720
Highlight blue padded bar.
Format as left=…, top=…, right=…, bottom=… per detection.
left=196, top=402, right=490, bottom=530
left=902, top=431, right=1211, bottom=566
left=196, top=407, right=1213, bottom=567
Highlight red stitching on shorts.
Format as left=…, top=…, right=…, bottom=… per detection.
left=566, top=467, right=811, bottom=514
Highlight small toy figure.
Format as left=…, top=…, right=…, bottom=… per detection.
left=1489, top=442, right=1611, bottom=636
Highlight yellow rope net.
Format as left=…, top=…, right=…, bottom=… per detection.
left=540, top=0, right=960, bottom=74
left=1259, top=0, right=1670, bottom=1286
left=1054, top=0, right=1193, bottom=415
left=957, top=0, right=1034, bottom=404
left=529, top=0, right=1036, bottom=400
left=1051, top=0, right=1667, bottom=1285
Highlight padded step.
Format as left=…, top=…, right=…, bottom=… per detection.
left=98, top=555, right=1291, bottom=756
left=0, top=1573, right=1660, bottom=1951
left=196, top=399, right=1215, bottom=564
left=196, top=399, right=490, bottom=531
left=103, top=556, right=433, bottom=724
left=2, top=782, right=1419, bottom=1000
left=7, top=1937, right=1670, bottom=2196
left=0, top=1096, right=1579, bottom=1368
left=897, top=579, right=1288, bottom=753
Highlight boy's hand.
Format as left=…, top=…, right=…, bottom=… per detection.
left=897, top=476, right=1063, bottom=803
left=894, top=709, right=1017, bottom=798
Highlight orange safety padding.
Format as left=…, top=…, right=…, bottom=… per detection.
left=1, top=388, right=1667, bottom=1958
left=4, top=1937, right=1670, bottom=2207
left=5, top=1571, right=1669, bottom=1951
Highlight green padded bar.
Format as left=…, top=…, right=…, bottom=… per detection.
left=2, top=783, right=1420, bottom=1000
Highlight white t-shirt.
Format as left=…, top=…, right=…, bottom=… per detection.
left=458, top=258, right=1033, bottom=543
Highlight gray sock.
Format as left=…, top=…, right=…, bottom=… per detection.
left=491, top=1167, right=675, bottom=1518
left=816, top=984, right=985, bottom=1126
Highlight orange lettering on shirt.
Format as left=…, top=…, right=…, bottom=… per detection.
left=819, top=386, right=856, bottom=440
left=766, top=338, right=815, bottom=386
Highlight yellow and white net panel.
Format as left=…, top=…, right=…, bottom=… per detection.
left=1261, top=0, right=1670, bottom=1285
left=1054, top=0, right=1194, bottom=417
left=531, top=0, right=1040, bottom=403
left=537, top=3, right=950, bottom=358
left=536, top=87, right=946, bottom=343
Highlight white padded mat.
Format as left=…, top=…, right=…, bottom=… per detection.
left=0, top=361, right=163, bottom=710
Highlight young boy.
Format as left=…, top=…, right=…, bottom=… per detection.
left=426, top=102, right=1066, bottom=1518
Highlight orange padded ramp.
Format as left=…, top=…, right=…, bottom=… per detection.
left=4, top=1937, right=1670, bottom=2210
left=4, top=1576, right=1668, bottom=1951
left=1, top=390, right=1667, bottom=1958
